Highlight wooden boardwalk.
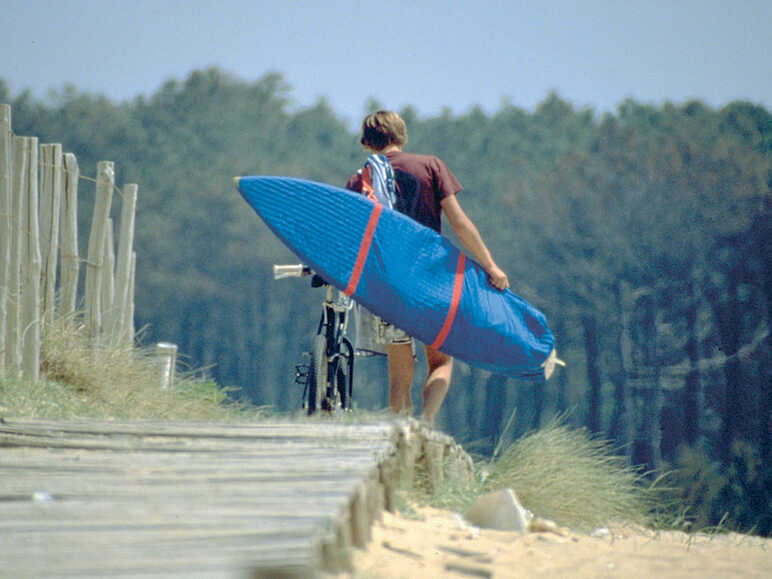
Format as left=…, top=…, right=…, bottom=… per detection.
left=0, top=417, right=474, bottom=578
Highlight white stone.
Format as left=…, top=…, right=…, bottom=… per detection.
left=463, top=488, right=531, bottom=532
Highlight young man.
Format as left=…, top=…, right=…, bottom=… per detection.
left=346, top=110, right=509, bottom=427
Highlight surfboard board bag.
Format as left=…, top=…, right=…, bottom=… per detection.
left=235, top=175, right=556, bottom=381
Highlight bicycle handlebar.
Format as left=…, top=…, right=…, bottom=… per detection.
left=273, top=264, right=312, bottom=280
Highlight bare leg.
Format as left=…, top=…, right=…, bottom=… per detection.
left=420, top=346, right=454, bottom=428
left=387, top=343, right=414, bottom=415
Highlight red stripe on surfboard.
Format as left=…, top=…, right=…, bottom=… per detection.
left=430, top=253, right=466, bottom=350
left=344, top=202, right=383, bottom=296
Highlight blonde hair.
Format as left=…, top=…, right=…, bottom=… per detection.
left=360, top=110, right=408, bottom=151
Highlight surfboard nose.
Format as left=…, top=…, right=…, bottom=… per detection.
left=233, top=176, right=241, bottom=190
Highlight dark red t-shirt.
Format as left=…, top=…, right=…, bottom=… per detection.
left=346, top=151, right=462, bottom=233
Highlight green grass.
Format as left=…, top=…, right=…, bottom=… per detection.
left=1, top=316, right=263, bottom=422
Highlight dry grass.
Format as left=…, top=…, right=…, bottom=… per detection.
left=375, top=420, right=655, bottom=534
left=1, top=316, right=260, bottom=422
left=482, top=421, right=653, bottom=532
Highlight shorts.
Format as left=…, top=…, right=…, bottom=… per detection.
left=355, top=304, right=414, bottom=356
left=374, top=317, right=413, bottom=345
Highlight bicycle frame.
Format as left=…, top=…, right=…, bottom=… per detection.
left=274, top=264, right=355, bottom=415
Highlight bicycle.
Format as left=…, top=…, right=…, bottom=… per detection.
left=273, top=264, right=355, bottom=415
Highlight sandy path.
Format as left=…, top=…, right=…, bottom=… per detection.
left=344, top=506, right=771, bottom=578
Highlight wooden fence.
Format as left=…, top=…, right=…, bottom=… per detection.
left=0, top=103, right=137, bottom=381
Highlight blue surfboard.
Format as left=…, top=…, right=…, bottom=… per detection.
left=234, top=176, right=555, bottom=381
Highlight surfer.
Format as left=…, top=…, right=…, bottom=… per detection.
left=346, top=110, right=510, bottom=427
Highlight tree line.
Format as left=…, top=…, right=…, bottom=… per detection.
left=2, top=68, right=770, bottom=534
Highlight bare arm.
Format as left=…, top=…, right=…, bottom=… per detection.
left=440, top=195, right=509, bottom=290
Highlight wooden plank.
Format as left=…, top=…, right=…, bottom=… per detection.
left=0, top=531, right=318, bottom=578
left=126, top=251, right=136, bottom=345
left=0, top=417, right=476, bottom=576
left=39, top=143, right=63, bottom=328
left=101, top=217, right=115, bottom=340
left=114, top=183, right=137, bottom=345
left=84, top=160, right=114, bottom=345
left=22, top=136, right=41, bottom=381
left=59, top=153, right=80, bottom=321
left=4, top=136, right=27, bottom=375
left=0, top=104, right=11, bottom=377
left=0, top=418, right=401, bottom=577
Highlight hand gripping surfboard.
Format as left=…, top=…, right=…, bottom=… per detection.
left=235, top=176, right=556, bottom=381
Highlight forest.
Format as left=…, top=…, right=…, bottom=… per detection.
left=2, top=67, right=770, bottom=534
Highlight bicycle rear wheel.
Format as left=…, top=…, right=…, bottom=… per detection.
left=336, top=338, right=354, bottom=410
left=307, top=333, right=327, bottom=415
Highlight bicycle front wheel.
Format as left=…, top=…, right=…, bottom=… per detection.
left=307, top=333, right=327, bottom=415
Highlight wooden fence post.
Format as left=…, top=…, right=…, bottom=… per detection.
left=22, top=137, right=41, bottom=381
left=5, top=136, right=28, bottom=375
left=101, top=218, right=115, bottom=342
left=114, top=183, right=137, bottom=346
left=0, top=104, right=11, bottom=377
left=84, top=161, right=114, bottom=346
left=39, top=143, right=63, bottom=329
left=127, top=252, right=136, bottom=345
left=2, top=105, right=142, bottom=379
left=60, top=153, right=80, bottom=320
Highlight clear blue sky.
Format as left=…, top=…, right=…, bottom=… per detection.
left=2, top=0, right=770, bottom=125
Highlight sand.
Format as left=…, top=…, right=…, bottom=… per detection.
left=343, top=505, right=771, bottom=578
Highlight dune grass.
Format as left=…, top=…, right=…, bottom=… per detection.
left=397, top=416, right=655, bottom=533
left=0, top=316, right=262, bottom=422
left=480, top=420, right=654, bottom=532
left=405, top=421, right=654, bottom=533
